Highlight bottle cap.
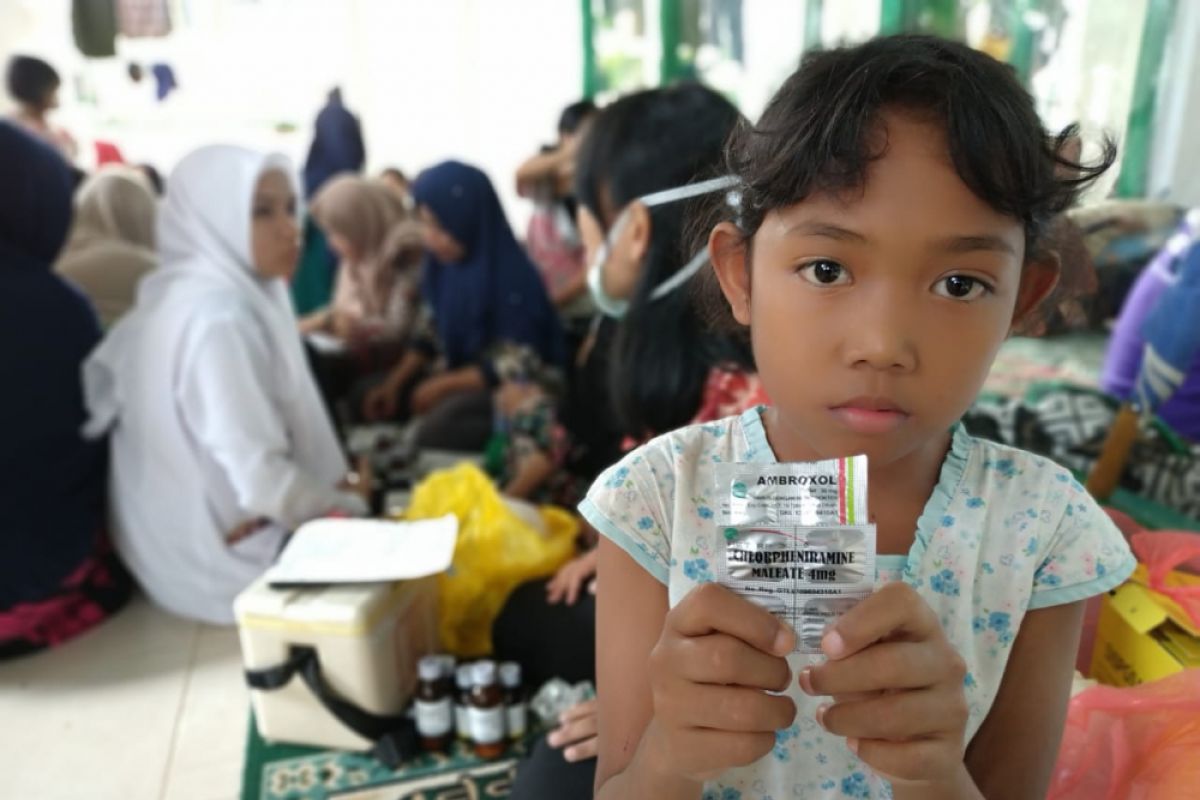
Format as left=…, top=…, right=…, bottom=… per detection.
left=472, top=660, right=497, bottom=687
left=418, top=656, right=442, bottom=682
left=456, top=663, right=473, bottom=690
left=499, top=662, right=522, bottom=688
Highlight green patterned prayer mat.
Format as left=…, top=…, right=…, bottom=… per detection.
left=241, top=715, right=528, bottom=800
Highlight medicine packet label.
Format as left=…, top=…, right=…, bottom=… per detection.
left=716, top=456, right=868, bottom=527
left=717, top=524, right=876, bottom=653
left=714, top=457, right=876, bottom=654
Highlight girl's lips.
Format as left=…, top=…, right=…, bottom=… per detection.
left=828, top=398, right=909, bottom=435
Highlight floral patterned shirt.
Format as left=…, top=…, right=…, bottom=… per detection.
left=580, top=406, right=1135, bottom=799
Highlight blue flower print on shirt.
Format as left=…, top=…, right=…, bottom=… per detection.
left=964, top=671, right=978, bottom=689
left=605, top=467, right=630, bottom=488
left=772, top=724, right=799, bottom=761
left=698, top=506, right=714, bottom=520
left=1024, top=537, right=1039, bottom=557
left=1040, top=573, right=1062, bottom=587
left=972, top=615, right=987, bottom=633
left=1097, top=562, right=1107, bottom=577
left=637, top=516, right=655, bottom=531
left=988, top=611, right=1015, bottom=644
left=683, top=559, right=714, bottom=583
left=941, top=515, right=956, bottom=528
left=930, top=569, right=960, bottom=597
left=966, top=496, right=985, bottom=509
left=841, top=771, right=871, bottom=799
left=822, top=779, right=837, bottom=791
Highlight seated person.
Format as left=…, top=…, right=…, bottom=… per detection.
left=1102, top=209, right=1200, bottom=440
left=362, top=160, right=564, bottom=452
left=55, top=166, right=158, bottom=328
left=83, top=145, right=368, bottom=625
left=0, top=121, right=133, bottom=658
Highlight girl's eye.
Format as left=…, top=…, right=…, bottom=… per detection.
left=252, top=206, right=272, bottom=218
left=798, top=259, right=850, bottom=286
left=934, top=275, right=992, bottom=301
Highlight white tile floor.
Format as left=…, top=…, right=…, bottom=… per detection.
left=0, top=593, right=248, bottom=800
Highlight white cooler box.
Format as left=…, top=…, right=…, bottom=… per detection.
left=235, top=576, right=438, bottom=751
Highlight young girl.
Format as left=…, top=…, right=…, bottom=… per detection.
left=580, top=36, right=1134, bottom=800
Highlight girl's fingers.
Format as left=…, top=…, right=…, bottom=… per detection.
left=656, top=679, right=797, bottom=733
left=818, top=687, right=968, bottom=742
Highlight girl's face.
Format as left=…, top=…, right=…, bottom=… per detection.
left=418, top=205, right=466, bottom=264
left=712, top=111, right=1057, bottom=468
left=251, top=170, right=300, bottom=281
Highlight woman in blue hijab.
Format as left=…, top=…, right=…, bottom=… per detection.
left=363, top=160, right=564, bottom=450
left=0, top=121, right=132, bottom=658
left=293, top=88, right=367, bottom=316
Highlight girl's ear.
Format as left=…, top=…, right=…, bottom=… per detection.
left=620, top=201, right=652, bottom=267
left=1011, top=251, right=1061, bottom=335
left=709, top=221, right=752, bottom=326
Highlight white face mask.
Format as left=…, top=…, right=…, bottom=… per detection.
left=586, top=175, right=741, bottom=318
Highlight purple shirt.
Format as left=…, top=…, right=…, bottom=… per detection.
left=1102, top=219, right=1200, bottom=440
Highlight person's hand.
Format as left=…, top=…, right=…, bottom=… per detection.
left=644, top=583, right=797, bottom=782
left=799, top=582, right=970, bottom=789
left=495, top=380, right=537, bottom=418
left=547, top=699, right=599, bottom=762
left=410, top=375, right=451, bottom=416
left=546, top=549, right=598, bottom=606
left=337, top=455, right=372, bottom=504
left=363, top=379, right=399, bottom=422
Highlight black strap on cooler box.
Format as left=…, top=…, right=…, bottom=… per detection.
left=244, top=645, right=419, bottom=768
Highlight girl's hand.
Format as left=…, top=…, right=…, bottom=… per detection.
left=645, top=583, right=797, bottom=782
left=547, top=699, right=599, bottom=762
left=546, top=549, right=598, bottom=606
left=800, top=582, right=970, bottom=790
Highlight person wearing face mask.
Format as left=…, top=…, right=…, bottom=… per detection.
left=498, top=84, right=766, bottom=800
left=82, top=146, right=368, bottom=625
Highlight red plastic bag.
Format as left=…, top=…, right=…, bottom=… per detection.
left=1131, top=531, right=1200, bottom=627
left=1049, top=669, right=1200, bottom=800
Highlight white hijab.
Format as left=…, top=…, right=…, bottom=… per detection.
left=82, top=145, right=354, bottom=623
left=84, top=145, right=343, bottom=476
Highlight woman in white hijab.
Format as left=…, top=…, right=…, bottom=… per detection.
left=83, top=145, right=367, bottom=625
left=55, top=167, right=158, bottom=328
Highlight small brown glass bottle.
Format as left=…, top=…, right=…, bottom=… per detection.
left=414, top=656, right=453, bottom=752
left=468, top=660, right=506, bottom=759
left=499, top=662, right=527, bottom=740
left=455, top=664, right=474, bottom=742
left=436, top=654, right=457, bottom=696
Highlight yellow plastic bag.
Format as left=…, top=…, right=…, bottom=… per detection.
left=405, top=463, right=577, bottom=657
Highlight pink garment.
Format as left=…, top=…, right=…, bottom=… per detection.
left=526, top=203, right=584, bottom=299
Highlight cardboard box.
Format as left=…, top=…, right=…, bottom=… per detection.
left=1090, top=565, right=1200, bottom=687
